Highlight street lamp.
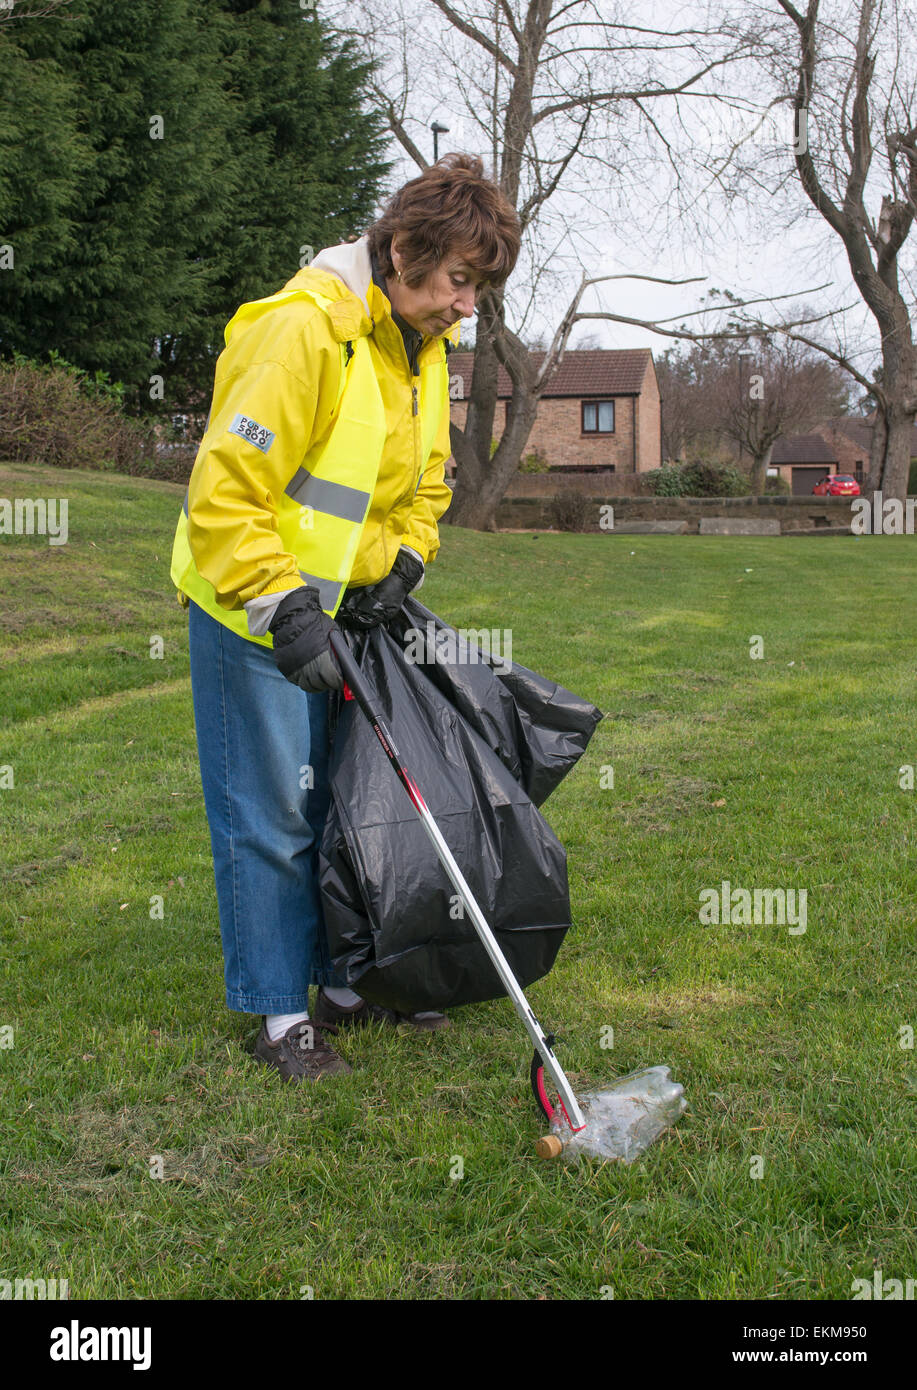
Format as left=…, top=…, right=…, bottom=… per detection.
left=431, top=120, right=450, bottom=161
left=737, top=349, right=754, bottom=467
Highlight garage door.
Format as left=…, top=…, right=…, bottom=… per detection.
left=792, top=466, right=830, bottom=495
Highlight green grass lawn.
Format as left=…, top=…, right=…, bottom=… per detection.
left=1, top=459, right=915, bottom=1300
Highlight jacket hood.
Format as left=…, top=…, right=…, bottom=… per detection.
left=282, top=235, right=462, bottom=348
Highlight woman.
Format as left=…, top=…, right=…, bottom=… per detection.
left=170, top=154, right=521, bottom=1081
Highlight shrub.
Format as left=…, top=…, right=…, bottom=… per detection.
left=548, top=491, right=592, bottom=531
left=645, top=464, right=687, bottom=496
left=144, top=440, right=201, bottom=484
left=763, top=473, right=791, bottom=495
left=646, top=461, right=751, bottom=497
left=0, top=354, right=160, bottom=475
left=681, top=462, right=751, bottom=496
left=519, top=446, right=550, bottom=474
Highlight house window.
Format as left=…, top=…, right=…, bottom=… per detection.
left=582, top=400, right=615, bottom=433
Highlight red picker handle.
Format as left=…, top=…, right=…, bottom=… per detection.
left=329, top=630, right=377, bottom=717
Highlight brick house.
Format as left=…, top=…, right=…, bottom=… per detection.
left=446, top=348, right=663, bottom=475
left=771, top=416, right=917, bottom=493
left=812, top=417, right=873, bottom=482
left=769, top=432, right=840, bottom=494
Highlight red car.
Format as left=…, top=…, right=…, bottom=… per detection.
left=812, top=474, right=861, bottom=496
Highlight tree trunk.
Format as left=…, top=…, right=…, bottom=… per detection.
left=867, top=402, right=916, bottom=499
left=445, top=290, right=503, bottom=529
left=750, top=441, right=775, bottom=495
left=863, top=302, right=917, bottom=496
left=445, top=388, right=540, bottom=530
left=464, top=314, right=501, bottom=468
left=445, top=294, right=542, bottom=531
left=434, top=0, right=550, bottom=532
left=778, top=0, right=917, bottom=506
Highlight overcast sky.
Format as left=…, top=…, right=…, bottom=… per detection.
left=326, top=0, right=914, bottom=392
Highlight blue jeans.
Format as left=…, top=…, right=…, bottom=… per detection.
left=188, top=599, right=348, bottom=1014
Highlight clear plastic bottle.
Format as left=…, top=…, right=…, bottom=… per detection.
left=549, top=1064, right=688, bottom=1162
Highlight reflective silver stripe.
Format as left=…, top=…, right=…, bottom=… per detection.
left=299, top=572, right=341, bottom=613
left=285, top=468, right=370, bottom=524
left=182, top=489, right=189, bottom=517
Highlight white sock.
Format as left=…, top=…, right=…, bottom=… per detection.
left=266, top=1010, right=310, bottom=1041
left=322, top=986, right=363, bottom=1008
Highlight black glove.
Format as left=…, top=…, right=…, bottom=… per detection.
left=268, top=586, right=344, bottom=693
left=335, top=547, right=424, bottom=632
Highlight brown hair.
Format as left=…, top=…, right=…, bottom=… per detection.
left=366, top=153, right=521, bottom=292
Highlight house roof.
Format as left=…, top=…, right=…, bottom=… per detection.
left=818, top=416, right=873, bottom=451
left=447, top=348, right=654, bottom=399
left=820, top=414, right=917, bottom=449
left=771, top=433, right=837, bottom=464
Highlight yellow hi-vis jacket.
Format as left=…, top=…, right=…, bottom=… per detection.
left=169, top=236, right=459, bottom=646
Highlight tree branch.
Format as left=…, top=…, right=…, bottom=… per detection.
left=371, top=82, right=429, bottom=169
left=567, top=307, right=852, bottom=355
left=498, top=0, right=522, bottom=47
left=739, top=322, right=881, bottom=398
left=532, top=51, right=751, bottom=125
left=578, top=281, right=834, bottom=325
left=880, top=127, right=917, bottom=265
left=777, top=0, right=851, bottom=241
left=843, top=0, right=876, bottom=234
left=535, top=272, right=708, bottom=391
left=427, top=0, right=518, bottom=76
left=517, top=108, right=590, bottom=228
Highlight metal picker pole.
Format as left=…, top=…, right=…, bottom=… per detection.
left=329, top=629, right=586, bottom=1133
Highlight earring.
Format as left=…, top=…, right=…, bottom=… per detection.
left=396, top=269, right=403, bottom=282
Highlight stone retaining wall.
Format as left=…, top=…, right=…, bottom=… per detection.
left=495, top=494, right=859, bottom=534
left=503, top=471, right=654, bottom=497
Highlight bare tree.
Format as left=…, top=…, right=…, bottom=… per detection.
left=325, top=0, right=764, bottom=528
left=657, top=330, right=850, bottom=486
left=678, top=0, right=917, bottom=502
left=656, top=325, right=745, bottom=463
left=773, top=0, right=917, bottom=502
left=721, top=335, right=851, bottom=491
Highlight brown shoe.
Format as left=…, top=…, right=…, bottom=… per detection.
left=252, top=1017, right=352, bottom=1081
left=314, top=988, right=450, bottom=1033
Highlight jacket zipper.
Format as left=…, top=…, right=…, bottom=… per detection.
left=376, top=324, right=422, bottom=579
left=399, top=330, right=421, bottom=502
left=412, top=383, right=420, bottom=483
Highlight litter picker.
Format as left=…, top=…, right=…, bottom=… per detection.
left=329, top=628, right=587, bottom=1140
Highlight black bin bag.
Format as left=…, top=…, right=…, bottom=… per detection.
left=319, top=597, right=604, bottom=1013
